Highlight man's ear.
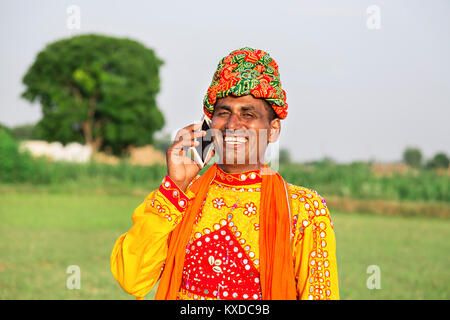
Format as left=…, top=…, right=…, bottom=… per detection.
left=268, top=118, right=281, bottom=143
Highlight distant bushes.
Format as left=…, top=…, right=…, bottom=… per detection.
left=280, top=161, right=450, bottom=203
left=13, top=158, right=166, bottom=186
left=0, top=127, right=37, bottom=182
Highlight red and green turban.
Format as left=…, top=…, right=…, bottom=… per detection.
left=203, top=47, right=288, bottom=120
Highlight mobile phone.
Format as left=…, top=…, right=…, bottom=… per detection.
left=190, top=115, right=214, bottom=168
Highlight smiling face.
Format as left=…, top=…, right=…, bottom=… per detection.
left=210, top=95, right=281, bottom=173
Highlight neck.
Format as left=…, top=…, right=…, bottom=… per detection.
left=217, top=162, right=263, bottom=174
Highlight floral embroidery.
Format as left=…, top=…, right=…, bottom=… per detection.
left=156, top=204, right=165, bottom=213
left=208, top=255, right=223, bottom=273
left=213, top=197, right=226, bottom=209
left=203, top=47, right=288, bottom=120
left=243, top=202, right=257, bottom=217
left=214, top=166, right=262, bottom=187
left=146, top=197, right=179, bottom=224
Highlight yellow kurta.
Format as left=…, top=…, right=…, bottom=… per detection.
left=111, top=166, right=339, bottom=300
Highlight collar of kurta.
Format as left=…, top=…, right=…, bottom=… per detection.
left=214, top=166, right=262, bottom=187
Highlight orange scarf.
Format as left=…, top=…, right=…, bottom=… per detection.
left=155, top=164, right=297, bottom=300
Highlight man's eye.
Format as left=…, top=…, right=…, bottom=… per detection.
left=242, top=113, right=255, bottom=118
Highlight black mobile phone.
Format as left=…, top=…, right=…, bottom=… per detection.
left=191, top=115, right=214, bottom=168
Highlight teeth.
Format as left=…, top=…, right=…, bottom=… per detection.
left=224, top=136, right=246, bottom=144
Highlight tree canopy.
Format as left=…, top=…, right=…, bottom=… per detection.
left=22, top=34, right=165, bottom=154
left=426, top=152, right=450, bottom=169
left=402, top=147, right=422, bottom=168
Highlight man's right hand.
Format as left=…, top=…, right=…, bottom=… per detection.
left=166, top=123, right=214, bottom=192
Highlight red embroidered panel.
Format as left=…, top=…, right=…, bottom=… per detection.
left=158, top=175, right=190, bottom=212
left=181, top=226, right=261, bottom=300
left=214, top=167, right=262, bottom=187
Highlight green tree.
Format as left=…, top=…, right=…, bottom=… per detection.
left=21, top=34, right=164, bottom=154
left=402, top=147, right=422, bottom=168
left=426, top=152, right=450, bottom=169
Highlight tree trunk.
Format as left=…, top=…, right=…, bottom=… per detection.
left=80, top=96, right=102, bottom=154
left=72, top=84, right=103, bottom=154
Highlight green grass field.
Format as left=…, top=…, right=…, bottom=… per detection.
left=0, top=189, right=448, bottom=300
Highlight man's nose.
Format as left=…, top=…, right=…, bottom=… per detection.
left=226, top=113, right=242, bottom=130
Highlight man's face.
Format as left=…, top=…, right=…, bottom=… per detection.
left=210, top=95, right=280, bottom=167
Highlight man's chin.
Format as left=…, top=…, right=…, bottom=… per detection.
left=215, top=143, right=261, bottom=166
left=221, top=151, right=262, bottom=166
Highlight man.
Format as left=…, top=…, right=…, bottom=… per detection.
left=111, top=47, right=339, bottom=300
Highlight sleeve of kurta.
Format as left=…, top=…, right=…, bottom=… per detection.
left=290, top=188, right=340, bottom=300
left=110, top=175, right=195, bottom=299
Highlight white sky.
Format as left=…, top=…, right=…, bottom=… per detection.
left=1, top=0, right=449, bottom=163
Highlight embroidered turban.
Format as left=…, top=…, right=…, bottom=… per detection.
left=203, top=47, right=288, bottom=120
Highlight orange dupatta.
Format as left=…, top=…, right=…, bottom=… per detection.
left=155, top=164, right=297, bottom=300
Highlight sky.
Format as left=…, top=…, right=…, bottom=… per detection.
left=1, top=0, right=449, bottom=163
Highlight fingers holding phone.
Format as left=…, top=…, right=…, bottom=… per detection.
left=166, top=117, right=214, bottom=192
left=171, top=123, right=204, bottom=155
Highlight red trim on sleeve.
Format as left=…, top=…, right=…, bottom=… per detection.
left=159, top=175, right=190, bottom=212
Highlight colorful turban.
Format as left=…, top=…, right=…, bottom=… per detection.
left=203, top=47, right=288, bottom=120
